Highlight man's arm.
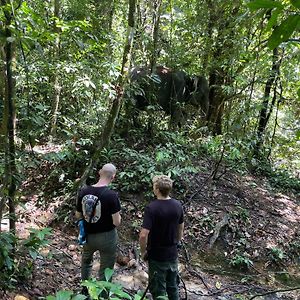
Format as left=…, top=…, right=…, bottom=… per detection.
left=75, top=211, right=83, bottom=220
left=139, top=228, right=150, bottom=259
left=178, top=222, right=184, bottom=241
left=112, top=211, right=121, bottom=227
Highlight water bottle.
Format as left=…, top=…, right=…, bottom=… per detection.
left=78, top=219, right=87, bottom=245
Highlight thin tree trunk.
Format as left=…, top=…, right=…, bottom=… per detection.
left=93, top=0, right=115, bottom=33
left=206, top=69, right=224, bottom=135
left=49, top=0, right=61, bottom=139
left=1, top=0, right=17, bottom=233
left=150, top=0, right=162, bottom=72
left=203, top=2, right=240, bottom=135
left=77, top=0, right=136, bottom=189
left=254, top=47, right=280, bottom=157
left=0, top=45, right=7, bottom=150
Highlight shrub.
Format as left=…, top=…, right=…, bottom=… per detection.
left=0, top=228, right=52, bottom=289
left=230, top=254, right=253, bottom=270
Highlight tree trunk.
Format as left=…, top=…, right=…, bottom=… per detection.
left=93, top=0, right=115, bottom=33
left=254, top=47, right=281, bottom=157
left=49, top=0, right=61, bottom=139
left=1, top=0, right=17, bottom=233
left=150, top=0, right=162, bottom=72
left=203, top=2, right=240, bottom=135
left=206, top=70, right=224, bottom=135
left=77, top=0, right=136, bottom=188
left=0, top=45, right=7, bottom=149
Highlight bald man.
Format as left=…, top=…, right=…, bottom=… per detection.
left=76, top=163, right=121, bottom=282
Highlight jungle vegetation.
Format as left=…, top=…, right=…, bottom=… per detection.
left=0, top=0, right=300, bottom=297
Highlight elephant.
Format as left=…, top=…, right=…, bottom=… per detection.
left=129, top=66, right=209, bottom=127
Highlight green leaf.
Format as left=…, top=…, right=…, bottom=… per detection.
left=290, top=0, right=300, bottom=9
left=268, top=15, right=300, bottom=49
left=46, top=296, right=56, bottom=300
left=266, top=8, right=282, bottom=31
left=72, top=295, right=87, bottom=300
left=297, top=88, right=300, bottom=100
left=55, top=290, right=74, bottom=300
left=6, top=37, right=15, bottom=43
left=104, top=268, right=114, bottom=282
left=113, top=290, right=132, bottom=299
left=29, top=249, right=38, bottom=259
left=247, top=0, right=284, bottom=10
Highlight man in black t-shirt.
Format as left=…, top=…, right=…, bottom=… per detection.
left=139, top=175, right=184, bottom=300
left=76, top=163, right=121, bottom=282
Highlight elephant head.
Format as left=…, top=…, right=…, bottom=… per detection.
left=129, top=66, right=209, bottom=126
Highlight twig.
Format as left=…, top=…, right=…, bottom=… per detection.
left=179, top=275, right=188, bottom=300
left=249, top=286, right=300, bottom=300
left=187, top=267, right=210, bottom=290
left=49, top=243, right=74, bottom=260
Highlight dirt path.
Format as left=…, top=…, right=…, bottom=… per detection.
left=1, top=152, right=300, bottom=299
left=2, top=210, right=300, bottom=300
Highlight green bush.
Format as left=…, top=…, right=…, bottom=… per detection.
left=0, top=228, right=52, bottom=289
left=105, top=133, right=200, bottom=193
left=268, top=247, right=286, bottom=263
left=230, top=254, right=253, bottom=270
left=0, top=232, right=17, bottom=286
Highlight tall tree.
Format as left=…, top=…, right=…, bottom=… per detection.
left=203, top=0, right=242, bottom=135
left=78, top=0, right=136, bottom=187
left=150, top=0, right=162, bottom=72
left=49, top=0, right=62, bottom=139
left=254, top=47, right=282, bottom=157
left=1, top=0, right=17, bottom=233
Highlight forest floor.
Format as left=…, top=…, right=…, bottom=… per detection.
left=1, top=146, right=300, bottom=300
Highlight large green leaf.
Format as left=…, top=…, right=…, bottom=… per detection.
left=247, top=0, right=284, bottom=10
left=57, top=291, right=74, bottom=300
left=290, top=0, right=300, bottom=9
left=266, top=8, right=282, bottom=31
left=268, top=15, right=300, bottom=49
left=104, top=268, right=114, bottom=282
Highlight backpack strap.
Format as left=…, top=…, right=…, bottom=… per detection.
left=88, top=187, right=108, bottom=223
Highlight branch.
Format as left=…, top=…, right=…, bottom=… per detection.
left=249, top=286, right=300, bottom=300
left=287, top=38, right=300, bottom=43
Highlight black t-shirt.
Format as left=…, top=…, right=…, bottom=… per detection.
left=76, top=186, right=121, bottom=234
left=142, top=198, right=184, bottom=261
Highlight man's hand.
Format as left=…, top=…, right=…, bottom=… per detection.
left=139, top=228, right=150, bottom=261
left=141, top=250, right=148, bottom=261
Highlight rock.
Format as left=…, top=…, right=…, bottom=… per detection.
left=127, top=259, right=137, bottom=268
left=14, top=296, right=29, bottom=300
left=68, top=244, right=76, bottom=251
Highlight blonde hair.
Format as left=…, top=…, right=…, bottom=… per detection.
left=152, top=175, right=173, bottom=197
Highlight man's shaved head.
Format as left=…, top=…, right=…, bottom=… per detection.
left=100, top=163, right=117, bottom=179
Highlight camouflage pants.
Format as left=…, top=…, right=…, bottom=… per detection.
left=148, top=259, right=179, bottom=300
